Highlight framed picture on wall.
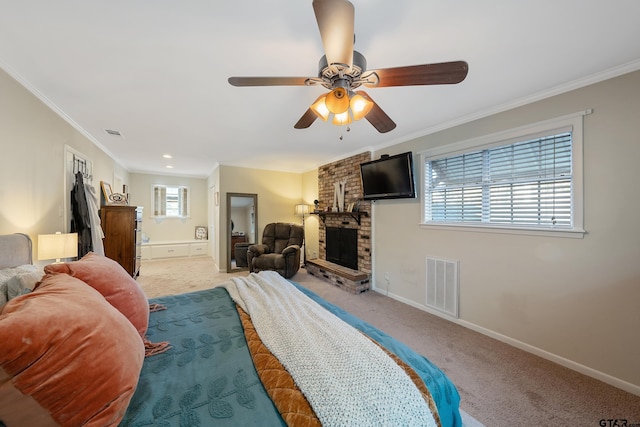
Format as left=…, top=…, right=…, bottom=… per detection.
left=195, top=226, right=208, bottom=240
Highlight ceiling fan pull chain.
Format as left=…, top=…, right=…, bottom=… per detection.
left=338, top=125, right=351, bottom=141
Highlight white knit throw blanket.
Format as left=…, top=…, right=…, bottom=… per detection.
left=223, top=271, right=437, bottom=427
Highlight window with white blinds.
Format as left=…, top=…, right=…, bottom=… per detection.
left=421, top=112, right=587, bottom=236
left=152, top=185, right=190, bottom=218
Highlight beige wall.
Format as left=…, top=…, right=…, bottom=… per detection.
left=127, top=173, right=208, bottom=243
left=211, top=165, right=306, bottom=272
left=0, top=68, right=127, bottom=267
left=371, top=70, right=640, bottom=393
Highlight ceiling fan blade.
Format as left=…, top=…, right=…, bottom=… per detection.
left=356, top=91, right=396, bottom=133
left=313, top=0, right=355, bottom=71
left=365, top=61, right=469, bottom=87
left=228, top=76, right=310, bottom=87
left=294, top=108, right=319, bottom=129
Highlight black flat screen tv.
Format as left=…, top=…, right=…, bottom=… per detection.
left=360, top=151, right=416, bottom=200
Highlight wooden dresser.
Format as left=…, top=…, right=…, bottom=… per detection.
left=100, top=205, right=143, bottom=277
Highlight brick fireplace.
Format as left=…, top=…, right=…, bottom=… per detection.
left=306, top=151, right=372, bottom=293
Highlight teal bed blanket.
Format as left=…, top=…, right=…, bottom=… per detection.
left=120, top=281, right=461, bottom=427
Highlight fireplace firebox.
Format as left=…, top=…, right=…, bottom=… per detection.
left=325, top=227, right=358, bottom=270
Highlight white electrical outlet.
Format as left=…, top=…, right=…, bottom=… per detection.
left=384, top=272, right=390, bottom=280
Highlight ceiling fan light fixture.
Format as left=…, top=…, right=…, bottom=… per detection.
left=350, top=92, right=374, bottom=121
left=332, top=110, right=352, bottom=126
left=310, top=94, right=330, bottom=121
left=324, top=87, right=349, bottom=114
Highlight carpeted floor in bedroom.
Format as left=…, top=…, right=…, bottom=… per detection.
left=136, top=256, right=640, bottom=427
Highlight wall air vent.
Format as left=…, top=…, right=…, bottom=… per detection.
left=104, top=129, right=123, bottom=137
left=425, top=256, right=459, bottom=318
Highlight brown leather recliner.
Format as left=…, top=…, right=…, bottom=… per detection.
left=247, top=222, right=304, bottom=278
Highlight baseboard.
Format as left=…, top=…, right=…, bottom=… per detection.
left=375, top=288, right=640, bottom=397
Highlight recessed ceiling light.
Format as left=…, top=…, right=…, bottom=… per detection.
left=163, top=154, right=172, bottom=159
left=166, top=165, right=173, bottom=169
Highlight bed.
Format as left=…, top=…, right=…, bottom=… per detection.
left=0, top=233, right=461, bottom=426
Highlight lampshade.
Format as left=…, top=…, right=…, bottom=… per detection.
left=310, top=94, right=330, bottom=122
left=350, top=93, right=374, bottom=121
left=332, top=111, right=352, bottom=126
left=38, top=232, right=78, bottom=263
left=324, top=87, right=350, bottom=114
left=294, top=204, right=310, bottom=216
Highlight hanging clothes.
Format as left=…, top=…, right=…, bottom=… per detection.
left=84, top=184, right=105, bottom=256
left=71, top=171, right=92, bottom=257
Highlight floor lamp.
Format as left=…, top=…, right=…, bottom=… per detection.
left=295, top=204, right=310, bottom=267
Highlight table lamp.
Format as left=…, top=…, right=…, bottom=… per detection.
left=38, top=232, right=78, bottom=263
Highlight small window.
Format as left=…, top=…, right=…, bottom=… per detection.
left=421, top=112, right=587, bottom=237
left=152, top=185, right=190, bottom=218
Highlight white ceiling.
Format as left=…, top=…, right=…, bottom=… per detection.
left=2, top=1, right=640, bottom=178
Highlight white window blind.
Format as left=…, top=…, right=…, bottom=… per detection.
left=425, top=131, right=573, bottom=228
left=152, top=185, right=189, bottom=218
left=180, top=187, right=189, bottom=216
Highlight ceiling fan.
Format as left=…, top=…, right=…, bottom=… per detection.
left=228, top=0, right=468, bottom=133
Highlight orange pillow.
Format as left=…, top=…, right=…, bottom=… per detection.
left=0, top=272, right=144, bottom=426
left=44, top=252, right=149, bottom=338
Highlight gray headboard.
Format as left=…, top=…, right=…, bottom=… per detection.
left=0, top=233, right=33, bottom=269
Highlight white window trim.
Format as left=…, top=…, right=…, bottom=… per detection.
left=419, top=110, right=591, bottom=238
